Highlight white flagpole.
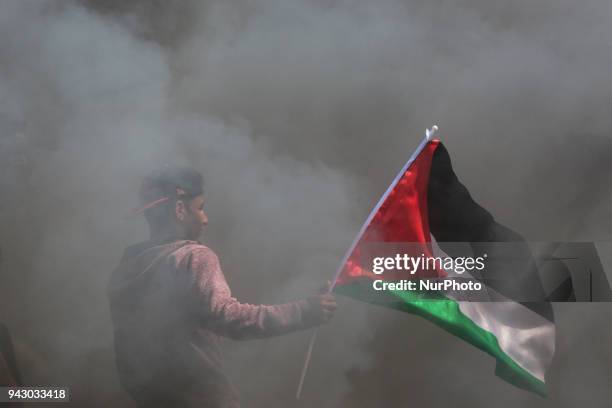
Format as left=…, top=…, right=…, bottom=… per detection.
left=295, top=126, right=439, bottom=400
left=295, top=329, right=318, bottom=399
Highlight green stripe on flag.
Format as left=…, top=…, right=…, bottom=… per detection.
left=335, top=282, right=547, bottom=396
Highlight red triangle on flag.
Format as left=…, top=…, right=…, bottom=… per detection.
left=334, top=139, right=446, bottom=287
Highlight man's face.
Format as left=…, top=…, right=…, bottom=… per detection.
left=178, top=194, right=208, bottom=240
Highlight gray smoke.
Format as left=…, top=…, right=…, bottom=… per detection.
left=1, top=0, right=611, bottom=407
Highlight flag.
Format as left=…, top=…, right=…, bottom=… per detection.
left=333, top=136, right=555, bottom=396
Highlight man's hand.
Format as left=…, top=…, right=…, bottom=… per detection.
left=305, top=293, right=337, bottom=325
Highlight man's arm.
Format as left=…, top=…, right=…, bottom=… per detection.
left=187, top=247, right=336, bottom=340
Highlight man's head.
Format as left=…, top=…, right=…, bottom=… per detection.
left=138, top=165, right=208, bottom=241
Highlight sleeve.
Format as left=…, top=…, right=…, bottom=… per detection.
left=188, top=247, right=317, bottom=340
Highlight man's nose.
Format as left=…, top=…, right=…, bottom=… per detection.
left=202, top=212, right=209, bottom=225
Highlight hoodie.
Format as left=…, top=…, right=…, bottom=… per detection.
left=108, top=240, right=315, bottom=407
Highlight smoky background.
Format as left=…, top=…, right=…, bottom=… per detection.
left=0, top=0, right=611, bottom=406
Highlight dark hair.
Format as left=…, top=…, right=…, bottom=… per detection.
left=139, top=165, right=204, bottom=230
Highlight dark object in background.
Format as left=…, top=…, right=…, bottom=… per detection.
left=537, top=242, right=612, bottom=302
left=0, top=323, right=23, bottom=386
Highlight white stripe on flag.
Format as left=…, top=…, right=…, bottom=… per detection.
left=432, top=239, right=555, bottom=383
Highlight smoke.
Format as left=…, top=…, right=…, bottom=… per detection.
left=1, top=0, right=612, bottom=407
left=171, top=0, right=612, bottom=239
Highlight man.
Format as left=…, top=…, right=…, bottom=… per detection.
left=108, top=166, right=336, bottom=407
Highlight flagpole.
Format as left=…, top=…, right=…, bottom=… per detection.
left=295, top=329, right=318, bottom=399
left=295, top=125, right=439, bottom=400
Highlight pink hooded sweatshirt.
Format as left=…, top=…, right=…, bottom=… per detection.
left=108, top=240, right=316, bottom=407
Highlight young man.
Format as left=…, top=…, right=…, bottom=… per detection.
left=108, top=166, right=336, bottom=407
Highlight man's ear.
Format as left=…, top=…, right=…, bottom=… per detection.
left=175, top=200, right=187, bottom=221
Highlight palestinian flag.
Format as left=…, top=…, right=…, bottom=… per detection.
left=332, top=133, right=555, bottom=396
